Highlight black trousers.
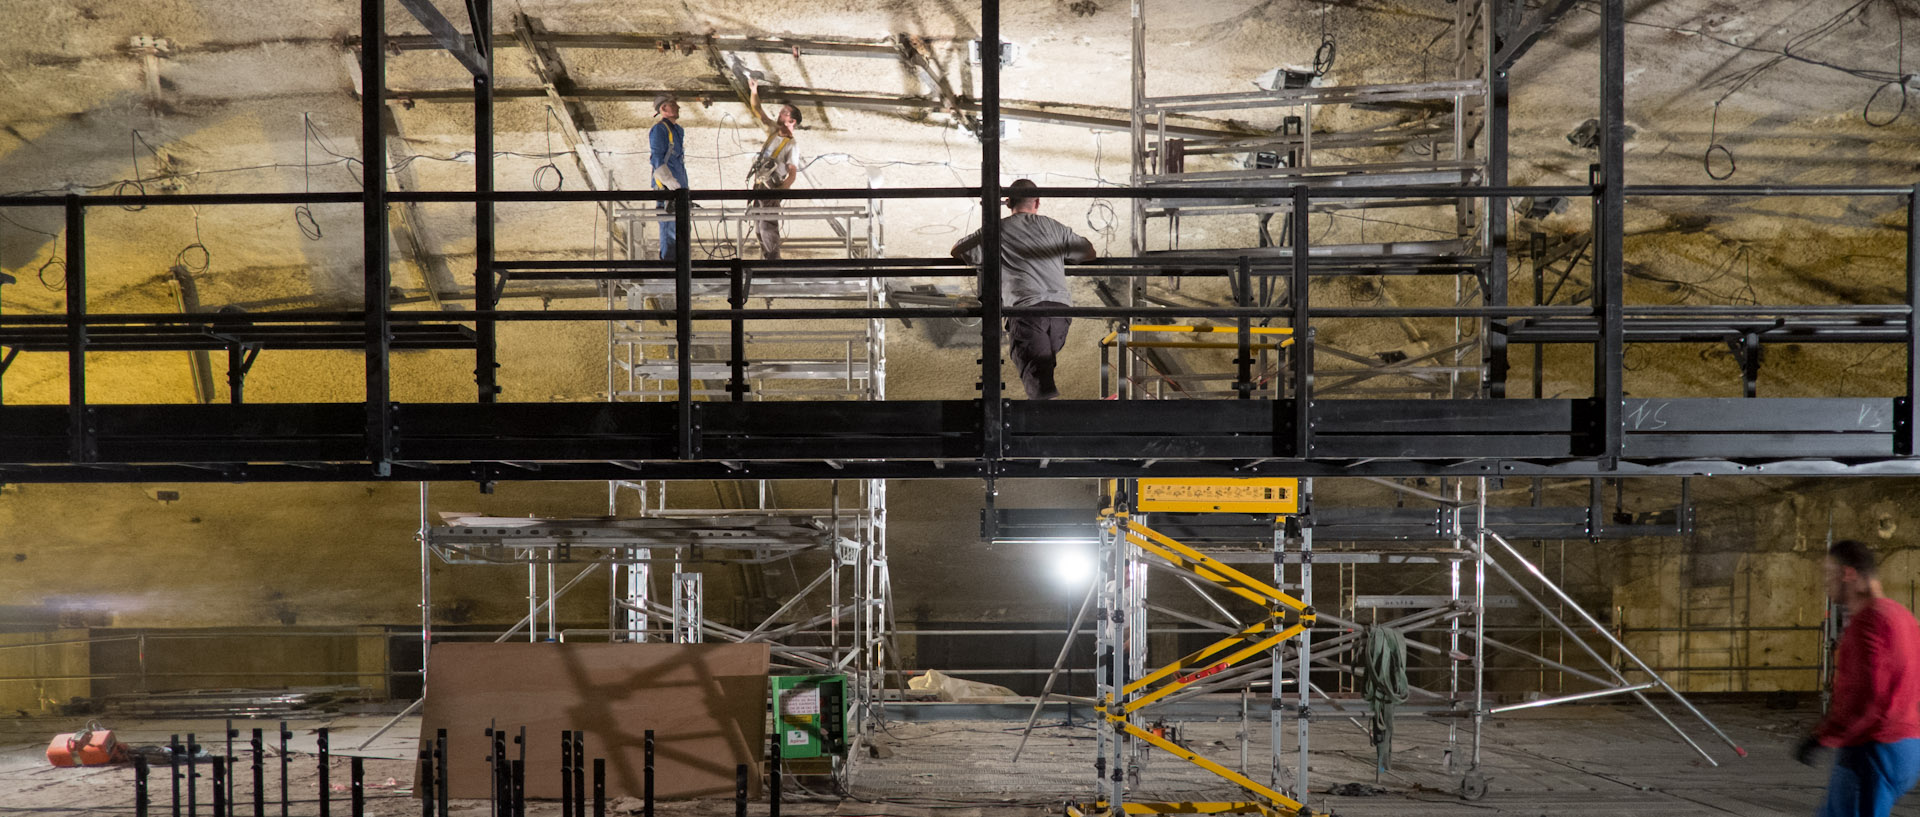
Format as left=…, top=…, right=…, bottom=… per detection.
left=1006, top=302, right=1070, bottom=399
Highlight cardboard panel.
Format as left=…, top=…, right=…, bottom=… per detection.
left=419, top=642, right=769, bottom=800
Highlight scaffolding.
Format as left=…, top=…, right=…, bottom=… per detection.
left=597, top=182, right=895, bottom=751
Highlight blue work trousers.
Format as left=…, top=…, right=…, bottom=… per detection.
left=1820, top=738, right=1920, bottom=817
left=656, top=199, right=680, bottom=260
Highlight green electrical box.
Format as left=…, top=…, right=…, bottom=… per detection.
left=770, top=674, right=848, bottom=759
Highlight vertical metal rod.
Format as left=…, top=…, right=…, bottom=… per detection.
left=561, top=730, right=574, bottom=814
left=729, top=260, right=747, bottom=401
left=1485, top=68, right=1510, bottom=398
left=419, top=746, right=433, bottom=817
left=1472, top=478, right=1487, bottom=767
left=1236, top=256, right=1252, bottom=399
left=1486, top=531, right=1745, bottom=756
left=980, top=0, right=1005, bottom=462
left=593, top=758, right=606, bottom=817
left=733, top=765, right=747, bottom=817
left=768, top=720, right=782, bottom=817
left=1531, top=232, right=1545, bottom=399
left=251, top=729, right=264, bottom=817
left=474, top=0, right=498, bottom=403
left=63, top=196, right=90, bottom=463
left=1448, top=481, right=1462, bottom=762
left=1269, top=519, right=1285, bottom=791
left=420, top=481, right=432, bottom=715
left=435, top=730, right=449, bottom=817
left=361, top=0, right=393, bottom=476
left=674, top=187, right=694, bottom=460
left=317, top=728, right=330, bottom=817
left=643, top=730, right=655, bottom=817
left=136, top=754, right=151, bottom=817
left=572, top=731, right=585, bottom=817
left=1903, top=184, right=1919, bottom=454
left=515, top=758, right=527, bottom=817
left=187, top=734, right=200, bottom=817
left=225, top=723, right=234, bottom=813
left=351, top=757, right=365, bottom=817
left=210, top=755, right=225, bottom=817
left=278, top=723, right=289, bottom=817
left=1129, top=0, right=1145, bottom=257
left=171, top=734, right=181, bottom=817
left=1289, top=186, right=1311, bottom=458
left=1295, top=481, right=1313, bottom=802
left=1594, top=0, right=1624, bottom=462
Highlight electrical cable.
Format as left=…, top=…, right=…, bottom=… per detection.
left=36, top=255, right=66, bottom=292
left=176, top=206, right=210, bottom=274
left=294, top=113, right=323, bottom=240
left=1313, top=3, right=1337, bottom=77
left=533, top=105, right=565, bottom=192
left=1866, top=3, right=1909, bottom=127
left=1703, top=102, right=1736, bottom=181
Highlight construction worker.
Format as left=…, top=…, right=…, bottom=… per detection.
left=1797, top=538, right=1920, bottom=817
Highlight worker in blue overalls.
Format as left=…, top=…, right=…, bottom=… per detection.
left=649, top=93, right=689, bottom=259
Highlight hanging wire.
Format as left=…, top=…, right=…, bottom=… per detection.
left=118, top=131, right=152, bottom=211
left=36, top=255, right=66, bottom=292
left=1865, top=4, right=1909, bottom=126
left=1313, top=4, right=1337, bottom=77
left=176, top=206, right=210, bottom=273
left=1703, top=102, right=1736, bottom=181
left=533, top=106, right=565, bottom=192
left=293, top=113, right=324, bottom=240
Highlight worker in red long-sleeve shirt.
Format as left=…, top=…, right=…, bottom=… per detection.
left=1795, top=539, right=1920, bottom=817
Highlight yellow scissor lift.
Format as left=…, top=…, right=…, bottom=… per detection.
left=1070, top=478, right=1325, bottom=817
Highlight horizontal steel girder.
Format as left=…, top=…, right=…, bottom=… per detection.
left=0, top=397, right=1912, bottom=482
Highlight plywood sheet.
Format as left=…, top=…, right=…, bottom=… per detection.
left=419, top=642, right=768, bottom=800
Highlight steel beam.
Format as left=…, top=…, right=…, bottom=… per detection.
left=1491, top=0, right=1580, bottom=70
left=362, top=0, right=393, bottom=476
left=395, top=0, right=489, bottom=77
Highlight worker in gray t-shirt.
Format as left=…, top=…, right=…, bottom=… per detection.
left=951, top=179, right=1096, bottom=399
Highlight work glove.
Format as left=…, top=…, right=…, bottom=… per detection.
left=1793, top=734, right=1828, bottom=767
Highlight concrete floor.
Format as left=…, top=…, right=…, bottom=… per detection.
left=1, top=701, right=1914, bottom=815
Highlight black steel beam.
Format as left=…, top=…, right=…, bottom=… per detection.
left=981, top=0, right=1004, bottom=463
left=1593, top=0, right=1624, bottom=464
left=395, top=0, right=489, bottom=77
left=363, top=0, right=393, bottom=477
left=1903, top=184, right=1920, bottom=454
left=1491, top=0, right=1579, bottom=70
left=1485, top=67, right=1510, bottom=398
left=475, top=0, right=498, bottom=403
left=64, top=197, right=91, bottom=463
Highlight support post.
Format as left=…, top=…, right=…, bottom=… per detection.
left=1485, top=68, right=1510, bottom=398
left=64, top=196, right=91, bottom=463
left=980, top=0, right=1004, bottom=462
left=474, top=0, right=498, bottom=402
left=1593, top=0, right=1624, bottom=462
left=1289, top=186, right=1311, bottom=458
left=674, top=187, right=694, bottom=459
left=1902, top=184, right=1919, bottom=454
left=362, top=0, right=393, bottom=476
left=1294, top=483, right=1313, bottom=801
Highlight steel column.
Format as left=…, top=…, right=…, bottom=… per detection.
left=1290, top=186, right=1311, bottom=458
left=1593, top=0, right=1624, bottom=461
left=1903, top=184, right=1919, bottom=454
left=362, top=0, right=393, bottom=476
left=674, top=187, right=694, bottom=459
left=981, top=0, right=1004, bottom=460
left=1485, top=69, right=1510, bottom=398
left=474, top=0, right=498, bottom=402
left=63, top=196, right=91, bottom=463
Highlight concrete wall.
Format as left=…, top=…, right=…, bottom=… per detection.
left=0, top=629, right=90, bottom=714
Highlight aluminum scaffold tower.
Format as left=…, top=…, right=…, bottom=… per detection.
left=601, top=188, right=895, bottom=751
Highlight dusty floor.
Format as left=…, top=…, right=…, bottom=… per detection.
left=1, top=701, right=1915, bottom=816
